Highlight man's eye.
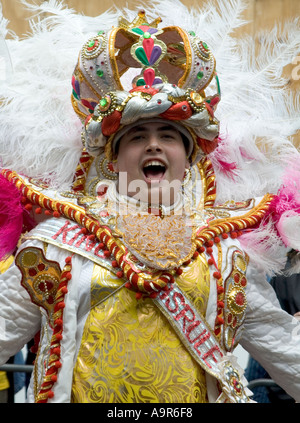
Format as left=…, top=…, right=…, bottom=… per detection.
left=162, top=133, right=175, bottom=139
left=131, top=135, right=145, bottom=141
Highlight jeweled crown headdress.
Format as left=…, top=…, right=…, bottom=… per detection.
left=71, top=10, right=221, bottom=163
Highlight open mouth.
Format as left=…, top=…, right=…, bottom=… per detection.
left=142, top=160, right=167, bottom=182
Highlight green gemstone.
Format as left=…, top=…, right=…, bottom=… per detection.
left=88, top=40, right=95, bottom=48
left=189, top=31, right=196, bottom=36
left=215, top=74, right=221, bottom=95
left=96, top=69, right=104, bottom=78
left=197, top=71, right=204, bottom=79
left=135, top=47, right=149, bottom=66
left=202, top=42, right=208, bottom=50
left=143, top=32, right=151, bottom=39
left=132, top=27, right=144, bottom=36
left=72, top=89, right=79, bottom=100
left=98, top=30, right=104, bottom=35
left=136, top=79, right=145, bottom=86
left=100, top=98, right=108, bottom=107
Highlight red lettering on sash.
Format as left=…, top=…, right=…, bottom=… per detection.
left=175, top=305, right=196, bottom=332
left=202, top=345, right=223, bottom=368
left=157, top=285, right=225, bottom=372
left=193, top=329, right=211, bottom=351
left=75, top=234, right=88, bottom=248
left=185, top=320, right=201, bottom=342
left=165, top=292, right=184, bottom=313
left=49, top=221, right=110, bottom=261
left=68, top=230, right=83, bottom=246
left=85, top=238, right=97, bottom=252
left=159, top=286, right=173, bottom=300
left=94, top=244, right=105, bottom=258
left=52, top=221, right=80, bottom=243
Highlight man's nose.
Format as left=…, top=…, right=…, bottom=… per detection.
left=145, top=135, right=162, bottom=153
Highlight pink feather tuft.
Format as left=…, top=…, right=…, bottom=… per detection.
left=265, top=159, right=300, bottom=248
left=210, top=134, right=238, bottom=179
left=268, top=160, right=300, bottom=225
left=216, top=159, right=237, bottom=177
left=0, top=174, right=35, bottom=260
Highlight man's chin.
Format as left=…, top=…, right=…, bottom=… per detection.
left=130, top=185, right=180, bottom=207
left=117, top=174, right=182, bottom=207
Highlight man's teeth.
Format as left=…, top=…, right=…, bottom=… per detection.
left=144, top=160, right=165, bottom=168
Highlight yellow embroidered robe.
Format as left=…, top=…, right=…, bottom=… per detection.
left=71, top=254, right=211, bottom=403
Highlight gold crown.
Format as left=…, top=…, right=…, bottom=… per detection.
left=118, top=9, right=163, bottom=30
left=71, top=11, right=220, bottom=160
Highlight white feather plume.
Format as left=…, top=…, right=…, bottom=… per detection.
left=0, top=0, right=299, bottom=198
left=239, top=220, right=289, bottom=276
left=0, top=0, right=120, bottom=189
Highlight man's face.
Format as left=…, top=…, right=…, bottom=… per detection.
left=113, top=122, right=190, bottom=206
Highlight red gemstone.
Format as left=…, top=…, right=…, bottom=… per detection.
left=240, top=277, right=247, bottom=287
left=38, top=280, right=54, bottom=292
left=29, top=268, right=37, bottom=276
left=232, top=316, right=237, bottom=328
left=235, top=291, right=245, bottom=306
left=234, top=273, right=240, bottom=283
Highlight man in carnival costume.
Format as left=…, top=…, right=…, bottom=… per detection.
left=0, top=0, right=300, bottom=403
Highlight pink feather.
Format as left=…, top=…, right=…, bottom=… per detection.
left=268, top=160, right=300, bottom=225
left=210, top=134, right=238, bottom=179
left=0, top=174, right=35, bottom=260
left=265, top=159, right=300, bottom=248
left=216, top=159, right=237, bottom=176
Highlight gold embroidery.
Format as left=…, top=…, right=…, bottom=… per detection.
left=15, top=247, right=62, bottom=326
left=206, top=209, right=231, bottom=219
left=21, top=250, right=38, bottom=267
left=71, top=255, right=210, bottom=403
left=115, top=212, right=197, bottom=269
left=214, top=199, right=254, bottom=211
left=223, top=251, right=249, bottom=352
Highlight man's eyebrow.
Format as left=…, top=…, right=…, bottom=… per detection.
left=157, top=125, right=178, bottom=132
left=128, top=125, right=178, bottom=134
left=126, top=126, right=148, bottom=135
